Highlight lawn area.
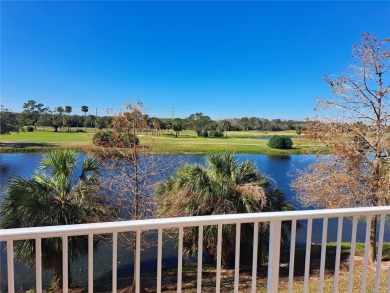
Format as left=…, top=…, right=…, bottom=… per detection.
left=85, top=242, right=390, bottom=292
left=0, top=129, right=320, bottom=154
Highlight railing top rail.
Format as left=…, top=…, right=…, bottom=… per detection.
left=1, top=206, right=389, bottom=241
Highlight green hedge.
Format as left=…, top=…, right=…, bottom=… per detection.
left=267, top=135, right=293, bottom=149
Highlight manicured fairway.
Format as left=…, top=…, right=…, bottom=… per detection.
left=0, top=129, right=319, bottom=154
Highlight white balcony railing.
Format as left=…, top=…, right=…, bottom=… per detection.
left=1, top=206, right=390, bottom=293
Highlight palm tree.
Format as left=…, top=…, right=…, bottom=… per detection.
left=65, top=106, right=72, bottom=132
left=81, top=105, right=88, bottom=131
left=155, top=153, right=293, bottom=266
left=0, top=149, right=115, bottom=289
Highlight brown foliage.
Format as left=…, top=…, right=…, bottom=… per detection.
left=292, top=33, right=390, bottom=261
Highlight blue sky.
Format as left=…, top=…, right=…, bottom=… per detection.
left=1, top=1, right=389, bottom=120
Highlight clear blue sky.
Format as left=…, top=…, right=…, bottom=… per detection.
left=1, top=1, right=389, bottom=120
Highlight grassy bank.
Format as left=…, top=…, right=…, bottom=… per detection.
left=0, top=129, right=322, bottom=154
left=47, top=242, right=389, bottom=292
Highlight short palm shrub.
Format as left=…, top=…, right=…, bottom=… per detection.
left=267, top=135, right=293, bottom=149
left=155, top=153, right=293, bottom=266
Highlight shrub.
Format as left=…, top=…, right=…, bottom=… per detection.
left=93, top=131, right=139, bottom=148
left=93, top=131, right=114, bottom=147
left=267, top=135, right=293, bottom=149
left=201, top=130, right=209, bottom=138
left=209, top=130, right=224, bottom=138
left=25, top=126, right=34, bottom=132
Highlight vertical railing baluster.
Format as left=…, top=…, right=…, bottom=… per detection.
left=197, top=225, right=203, bottom=292
left=88, top=234, right=93, bottom=293
left=136, top=230, right=141, bottom=293
left=303, top=219, right=313, bottom=293
left=347, top=216, right=358, bottom=293
left=287, top=220, right=297, bottom=293
left=361, top=216, right=372, bottom=293
left=7, top=240, right=15, bottom=293
left=216, top=224, right=223, bottom=293
left=374, top=214, right=385, bottom=293
left=157, top=228, right=162, bottom=293
left=63, top=236, right=68, bottom=292
left=267, top=220, right=281, bottom=293
left=333, top=217, right=343, bottom=293
left=177, top=227, right=183, bottom=293
left=319, top=218, right=328, bottom=293
left=251, top=222, right=259, bottom=293
left=36, top=238, right=42, bottom=293
left=112, top=232, right=118, bottom=293
left=234, top=223, right=241, bottom=293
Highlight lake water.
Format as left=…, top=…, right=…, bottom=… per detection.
left=0, top=153, right=389, bottom=291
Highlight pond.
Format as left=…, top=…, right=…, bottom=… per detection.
left=0, top=153, right=388, bottom=291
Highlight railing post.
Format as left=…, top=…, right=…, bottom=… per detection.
left=62, top=236, right=68, bottom=292
left=7, top=240, right=15, bottom=293
left=36, top=238, right=42, bottom=293
left=267, top=220, right=281, bottom=293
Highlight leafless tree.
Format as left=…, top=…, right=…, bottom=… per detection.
left=91, top=100, right=174, bottom=291
left=292, top=33, right=390, bottom=263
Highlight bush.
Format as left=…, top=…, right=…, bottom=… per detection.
left=209, top=130, right=224, bottom=138
left=201, top=130, right=209, bottom=138
left=25, top=126, right=34, bottom=132
left=267, top=135, right=293, bottom=149
left=93, top=131, right=114, bottom=146
left=93, top=131, right=139, bottom=148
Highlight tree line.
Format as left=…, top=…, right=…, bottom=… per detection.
left=0, top=101, right=307, bottom=136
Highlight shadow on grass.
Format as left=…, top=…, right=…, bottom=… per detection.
left=0, top=142, right=58, bottom=153
left=0, top=142, right=56, bottom=150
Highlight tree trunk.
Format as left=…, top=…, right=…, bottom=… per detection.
left=369, top=215, right=377, bottom=263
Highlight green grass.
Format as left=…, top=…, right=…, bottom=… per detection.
left=85, top=242, right=390, bottom=293
left=1, top=129, right=321, bottom=154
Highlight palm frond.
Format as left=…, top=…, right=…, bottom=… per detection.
left=40, top=149, right=77, bottom=178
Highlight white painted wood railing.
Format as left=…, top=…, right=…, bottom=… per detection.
left=1, top=206, right=390, bottom=293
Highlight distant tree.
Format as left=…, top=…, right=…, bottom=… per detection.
left=0, top=149, right=115, bottom=289
left=155, top=153, right=293, bottom=266
left=56, top=107, right=65, bottom=131
left=172, top=118, right=183, bottom=137
left=0, top=107, right=19, bottom=134
left=81, top=106, right=89, bottom=131
left=295, top=125, right=303, bottom=136
left=150, top=117, right=162, bottom=136
left=188, top=112, right=213, bottom=135
left=19, top=100, right=46, bottom=129
left=219, top=120, right=231, bottom=138
left=292, top=33, right=390, bottom=263
left=51, top=109, right=63, bottom=132
left=84, top=115, right=96, bottom=129
left=36, top=108, right=51, bottom=131
left=65, top=106, right=72, bottom=131
left=95, top=117, right=106, bottom=130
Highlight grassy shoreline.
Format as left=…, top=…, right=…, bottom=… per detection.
left=0, top=129, right=324, bottom=155
left=42, top=242, right=390, bottom=292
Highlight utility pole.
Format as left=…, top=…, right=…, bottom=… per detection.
left=171, top=105, right=174, bottom=134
